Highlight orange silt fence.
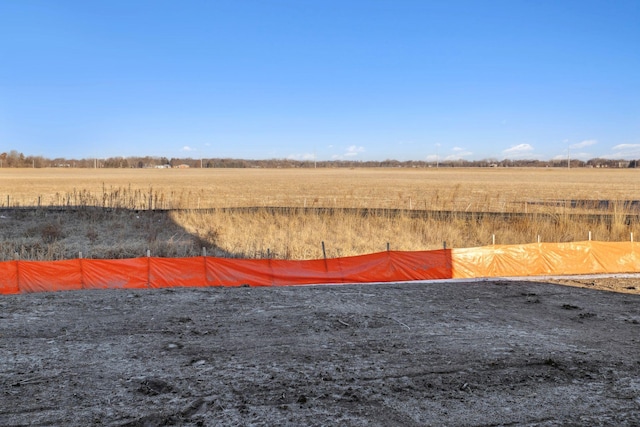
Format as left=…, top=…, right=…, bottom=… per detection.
left=1, top=241, right=639, bottom=295
left=0, top=249, right=453, bottom=294
left=82, top=258, right=151, bottom=290
left=150, top=257, right=209, bottom=289
left=451, top=241, right=640, bottom=279
left=207, top=257, right=276, bottom=287
left=0, top=261, right=19, bottom=294
left=19, top=259, right=84, bottom=293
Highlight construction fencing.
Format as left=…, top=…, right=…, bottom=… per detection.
left=1, top=241, right=639, bottom=295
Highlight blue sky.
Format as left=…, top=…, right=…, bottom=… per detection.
left=1, top=0, right=638, bottom=162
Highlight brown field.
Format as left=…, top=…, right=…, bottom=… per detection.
left=3, top=167, right=640, bottom=210
left=1, top=167, right=639, bottom=260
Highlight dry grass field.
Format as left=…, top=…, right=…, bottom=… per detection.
left=1, top=167, right=639, bottom=260
left=2, top=167, right=640, bottom=210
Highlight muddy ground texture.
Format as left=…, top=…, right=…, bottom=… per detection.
left=1, top=278, right=639, bottom=426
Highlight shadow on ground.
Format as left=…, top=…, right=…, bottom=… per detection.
left=0, top=207, right=235, bottom=261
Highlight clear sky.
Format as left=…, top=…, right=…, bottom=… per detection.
left=1, top=0, right=638, bottom=162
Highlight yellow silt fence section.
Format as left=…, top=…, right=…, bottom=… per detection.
left=451, top=241, right=640, bottom=279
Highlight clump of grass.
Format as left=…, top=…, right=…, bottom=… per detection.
left=40, top=220, right=65, bottom=243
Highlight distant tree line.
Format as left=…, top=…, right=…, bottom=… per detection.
left=0, top=149, right=637, bottom=169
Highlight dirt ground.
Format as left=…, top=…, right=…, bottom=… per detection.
left=1, top=278, right=639, bottom=426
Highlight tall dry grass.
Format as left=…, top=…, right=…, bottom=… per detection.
left=3, top=207, right=636, bottom=261
left=171, top=207, right=639, bottom=260
left=1, top=168, right=639, bottom=260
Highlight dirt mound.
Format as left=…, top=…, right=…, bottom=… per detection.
left=1, top=280, right=639, bottom=426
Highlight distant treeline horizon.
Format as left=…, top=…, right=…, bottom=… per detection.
left=1, top=150, right=639, bottom=169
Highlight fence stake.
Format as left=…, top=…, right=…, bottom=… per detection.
left=267, top=248, right=270, bottom=259
left=443, top=241, right=446, bottom=250
left=387, top=242, right=390, bottom=251
left=79, top=252, right=82, bottom=259
left=147, top=249, right=151, bottom=257
left=588, top=231, right=591, bottom=241
left=632, top=232, right=634, bottom=242
left=202, top=247, right=206, bottom=257
left=492, top=234, right=496, bottom=245
left=321, top=241, right=326, bottom=260
left=537, top=235, right=541, bottom=243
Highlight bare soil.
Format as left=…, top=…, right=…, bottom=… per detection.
left=1, top=279, right=639, bottom=426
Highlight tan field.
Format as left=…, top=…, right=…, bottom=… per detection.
left=1, top=167, right=639, bottom=260
left=2, top=167, right=640, bottom=210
